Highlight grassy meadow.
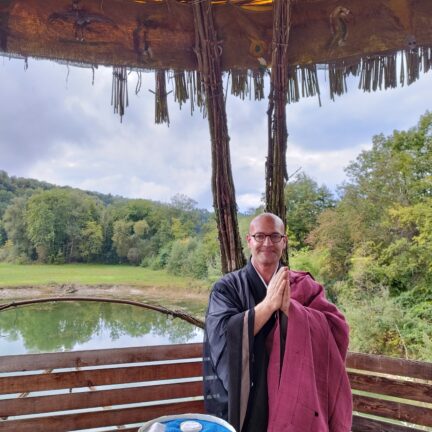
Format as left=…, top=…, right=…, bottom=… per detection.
left=0, top=263, right=205, bottom=289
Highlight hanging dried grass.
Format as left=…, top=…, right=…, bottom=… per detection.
left=287, top=66, right=300, bottom=103
left=172, top=70, right=189, bottom=109
left=185, top=70, right=206, bottom=117
left=154, top=69, right=170, bottom=125
left=328, top=63, right=347, bottom=100
left=231, top=69, right=249, bottom=99
left=405, top=49, right=421, bottom=85
left=422, top=46, right=432, bottom=73
left=111, top=66, right=128, bottom=121
left=253, top=69, right=265, bottom=100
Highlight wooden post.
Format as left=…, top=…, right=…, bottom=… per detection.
left=192, top=0, right=245, bottom=273
left=266, top=0, right=292, bottom=264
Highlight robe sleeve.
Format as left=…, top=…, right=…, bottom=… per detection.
left=204, top=281, right=255, bottom=431
left=295, top=273, right=349, bottom=359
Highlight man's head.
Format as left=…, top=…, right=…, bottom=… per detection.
left=246, top=213, right=286, bottom=268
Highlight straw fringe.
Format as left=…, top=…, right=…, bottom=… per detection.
left=111, top=66, right=128, bottom=122
left=105, top=46, right=432, bottom=123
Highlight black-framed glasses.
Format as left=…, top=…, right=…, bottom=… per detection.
left=250, top=233, right=286, bottom=243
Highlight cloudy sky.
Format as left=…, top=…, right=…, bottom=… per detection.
left=1, top=55, right=432, bottom=211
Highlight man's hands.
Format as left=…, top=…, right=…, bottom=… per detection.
left=254, top=267, right=290, bottom=335
left=264, top=266, right=290, bottom=314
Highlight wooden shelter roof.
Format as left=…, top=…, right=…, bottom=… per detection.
left=1, top=0, right=432, bottom=109
left=2, top=1, right=432, bottom=71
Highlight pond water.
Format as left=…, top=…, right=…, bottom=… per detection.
left=0, top=301, right=203, bottom=356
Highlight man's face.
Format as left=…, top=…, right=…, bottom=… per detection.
left=246, top=215, right=286, bottom=267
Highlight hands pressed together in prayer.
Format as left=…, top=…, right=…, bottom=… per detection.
left=265, top=267, right=290, bottom=316
left=254, top=267, right=290, bottom=335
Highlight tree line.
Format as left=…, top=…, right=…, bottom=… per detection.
left=293, top=112, right=432, bottom=361
left=0, top=174, right=221, bottom=279
left=1, top=112, right=431, bottom=359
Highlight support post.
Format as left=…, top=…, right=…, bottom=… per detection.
left=266, top=0, right=292, bottom=264
left=192, top=0, right=246, bottom=273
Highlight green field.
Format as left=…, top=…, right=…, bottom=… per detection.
left=0, top=263, right=202, bottom=289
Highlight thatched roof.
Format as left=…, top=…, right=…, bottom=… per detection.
left=2, top=0, right=432, bottom=107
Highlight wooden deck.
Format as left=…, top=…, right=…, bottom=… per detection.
left=0, top=344, right=431, bottom=431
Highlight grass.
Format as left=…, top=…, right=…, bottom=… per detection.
left=0, top=263, right=204, bottom=289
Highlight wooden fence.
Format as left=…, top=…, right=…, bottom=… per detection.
left=0, top=343, right=431, bottom=431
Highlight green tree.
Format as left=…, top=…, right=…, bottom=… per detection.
left=79, top=220, right=104, bottom=262
left=25, top=188, right=103, bottom=263
left=2, top=196, right=33, bottom=261
left=285, top=173, right=335, bottom=248
left=112, top=219, right=134, bottom=260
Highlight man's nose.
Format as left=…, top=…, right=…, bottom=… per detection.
left=263, top=235, right=273, bottom=245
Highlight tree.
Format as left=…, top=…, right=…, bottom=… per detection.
left=112, top=220, right=134, bottom=260
left=2, top=196, right=33, bottom=260
left=79, top=221, right=104, bottom=262
left=25, top=188, right=103, bottom=262
left=285, top=173, right=335, bottom=248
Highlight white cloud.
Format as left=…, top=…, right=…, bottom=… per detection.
left=2, top=55, right=432, bottom=213
left=237, top=193, right=263, bottom=210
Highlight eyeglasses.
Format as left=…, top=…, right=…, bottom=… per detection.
left=249, top=233, right=286, bottom=243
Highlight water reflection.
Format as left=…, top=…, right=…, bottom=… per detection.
left=0, top=301, right=203, bottom=355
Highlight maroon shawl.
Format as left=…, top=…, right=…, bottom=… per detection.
left=266, top=271, right=352, bottom=432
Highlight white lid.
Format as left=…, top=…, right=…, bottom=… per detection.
left=180, top=421, right=203, bottom=432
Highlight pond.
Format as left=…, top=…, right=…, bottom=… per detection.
left=0, top=301, right=203, bottom=356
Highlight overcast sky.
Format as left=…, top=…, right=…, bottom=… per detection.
left=1, top=55, right=431, bottom=211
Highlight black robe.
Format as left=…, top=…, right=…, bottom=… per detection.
left=203, top=260, right=276, bottom=432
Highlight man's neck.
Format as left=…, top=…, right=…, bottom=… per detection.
left=251, top=258, right=278, bottom=285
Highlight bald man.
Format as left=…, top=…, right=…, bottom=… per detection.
left=203, top=213, right=352, bottom=432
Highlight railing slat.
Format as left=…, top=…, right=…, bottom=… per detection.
left=0, top=400, right=205, bottom=432
left=0, top=343, right=203, bottom=373
left=352, top=415, right=425, bottom=432
left=353, top=394, right=432, bottom=427
left=349, top=372, right=432, bottom=404
left=347, top=352, right=432, bottom=381
left=0, top=381, right=203, bottom=417
left=0, top=361, right=202, bottom=395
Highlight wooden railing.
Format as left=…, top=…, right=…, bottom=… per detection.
left=0, top=344, right=431, bottom=431
left=0, top=343, right=205, bottom=432
left=348, top=352, right=432, bottom=432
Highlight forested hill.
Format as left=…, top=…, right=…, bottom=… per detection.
left=0, top=170, right=213, bottom=275
left=0, top=170, right=121, bottom=213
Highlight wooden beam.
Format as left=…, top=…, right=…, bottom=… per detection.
left=0, top=361, right=202, bottom=394
left=0, top=381, right=203, bottom=417
left=353, top=394, right=432, bottom=427
left=265, top=0, right=291, bottom=253
left=347, top=351, right=432, bottom=381
left=0, top=400, right=205, bottom=432
left=349, top=371, right=432, bottom=404
left=0, top=342, right=203, bottom=373
left=352, top=415, right=424, bottom=432
left=193, top=0, right=245, bottom=272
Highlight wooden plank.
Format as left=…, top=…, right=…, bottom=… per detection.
left=0, top=361, right=202, bottom=395
left=347, top=352, right=432, bottom=381
left=105, top=427, right=139, bottom=432
left=0, top=380, right=203, bottom=417
left=349, top=371, right=432, bottom=404
left=353, top=394, right=432, bottom=427
left=0, top=399, right=206, bottom=432
left=352, top=415, right=425, bottom=432
left=0, top=343, right=203, bottom=373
